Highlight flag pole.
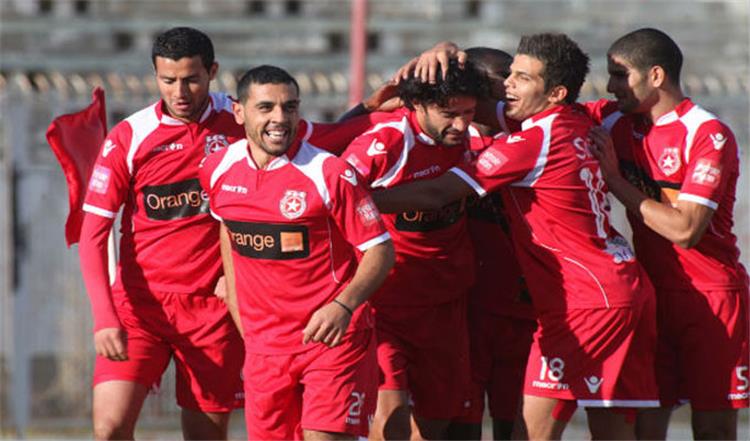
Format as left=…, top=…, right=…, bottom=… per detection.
left=348, top=0, right=368, bottom=107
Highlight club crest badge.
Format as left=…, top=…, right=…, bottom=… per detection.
left=280, top=190, right=307, bottom=219
left=205, top=134, right=229, bottom=155
left=658, top=147, right=681, bottom=176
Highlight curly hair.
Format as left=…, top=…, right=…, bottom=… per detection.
left=516, top=33, right=590, bottom=104
left=398, top=59, right=488, bottom=109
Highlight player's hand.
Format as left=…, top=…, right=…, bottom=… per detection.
left=94, top=327, right=128, bottom=361
left=213, top=276, right=227, bottom=303
left=588, top=126, right=621, bottom=183
left=363, top=81, right=402, bottom=112
left=302, top=302, right=352, bottom=348
left=394, top=41, right=465, bottom=84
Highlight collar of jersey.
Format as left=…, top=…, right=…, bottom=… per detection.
left=156, top=96, right=215, bottom=126
left=654, top=98, right=693, bottom=127
left=242, top=135, right=304, bottom=171
left=521, top=104, right=565, bottom=130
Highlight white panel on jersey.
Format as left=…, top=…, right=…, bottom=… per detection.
left=601, top=110, right=624, bottom=133
left=369, top=118, right=416, bottom=189
left=495, top=101, right=511, bottom=134
left=210, top=139, right=252, bottom=188
left=680, top=105, right=717, bottom=164
left=514, top=113, right=556, bottom=187
left=291, top=143, right=335, bottom=208
left=449, top=167, right=486, bottom=197
left=125, top=103, right=161, bottom=175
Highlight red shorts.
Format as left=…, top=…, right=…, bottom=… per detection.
left=655, top=287, right=749, bottom=410
left=93, top=287, right=244, bottom=412
left=375, top=298, right=471, bottom=420
left=457, top=312, right=536, bottom=423
left=524, top=294, right=659, bottom=407
left=243, top=329, right=378, bottom=440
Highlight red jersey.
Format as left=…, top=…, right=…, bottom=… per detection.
left=454, top=104, right=653, bottom=313
left=465, top=125, right=534, bottom=319
left=82, top=94, right=381, bottom=296
left=585, top=99, right=748, bottom=291
left=199, top=135, right=390, bottom=355
left=342, top=108, right=475, bottom=306
left=83, top=93, right=244, bottom=294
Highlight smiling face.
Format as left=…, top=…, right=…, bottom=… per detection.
left=503, top=54, right=560, bottom=121
left=606, top=53, right=658, bottom=114
left=154, top=55, right=217, bottom=123
left=233, top=82, right=300, bottom=167
left=414, top=95, right=476, bottom=147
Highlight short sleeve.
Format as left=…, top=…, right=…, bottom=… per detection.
left=678, top=121, right=738, bottom=210
left=82, top=123, right=132, bottom=218
left=451, top=127, right=545, bottom=196
left=323, top=157, right=390, bottom=251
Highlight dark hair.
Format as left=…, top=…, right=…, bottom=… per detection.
left=398, top=59, right=487, bottom=109
left=152, top=27, right=215, bottom=71
left=608, top=28, right=683, bottom=85
left=236, top=65, right=300, bottom=102
left=465, top=47, right=513, bottom=78
left=516, top=33, right=590, bottom=104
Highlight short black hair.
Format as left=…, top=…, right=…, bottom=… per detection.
left=516, top=33, right=590, bottom=104
left=465, top=47, right=513, bottom=78
left=152, top=27, right=215, bottom=71
left=608, top=28, right=683, bottom=85
left=236, top=65, right=300, bottom=103
left=398, top=59, right=487, bottom=109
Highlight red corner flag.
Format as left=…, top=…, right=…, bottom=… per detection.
left=46, top=87, right=108, bottom=247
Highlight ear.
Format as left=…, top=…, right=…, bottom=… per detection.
left=208, top=62, right=219, bottom=81
left=649, top=65, right=666, bottom=88
left=547, top=84, right=568, bottom=105
left=232, top=101, right=245, bottom=125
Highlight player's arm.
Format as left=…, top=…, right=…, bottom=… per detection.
left=79, top=213, right=127, bottom=361
left=394, top=40, right=467, bottom=84
left=337, top=81, right=402, bottom=122
left=303, top=239, right=395, bottom=348
left=219, top=222, right=244, bottom=336
left=372, top=171, right=475, bottom=213
left=590, top=126, right=714, bottom=248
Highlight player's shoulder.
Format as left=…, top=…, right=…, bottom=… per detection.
left=200, top=139, right=247, bottom=183
left=679, top=102, right=732, bottom=136
left=358, top=109, right=412, bottom=146
left=581, top=99, right=625, bottom=129
left=121, top=101, right=161, bottom=134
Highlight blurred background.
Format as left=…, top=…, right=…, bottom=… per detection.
left=0, top=0, right=748, bottom=439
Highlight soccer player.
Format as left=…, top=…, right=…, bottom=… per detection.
left=340, top=59, right=486, bottom=440
left=373, top=33, right=660, bottom=440
left=77, top=26, right=383, bottom=439
left=445, top=47, right=536, bottom=441
left=586, top=28, right=749, bottom=440
left=199, top=65, right=395, bottom=440
left=78, top=27, right=246, bottom=440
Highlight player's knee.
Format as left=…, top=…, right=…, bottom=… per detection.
left=93, top=417, right=133, bottom=440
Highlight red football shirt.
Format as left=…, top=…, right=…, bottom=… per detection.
left=454, top=104, right=654, bottom=313
left=200, top=135, right=390, bottom=355
left=342, top=108, right=476, bottom=306
left=585, top=98, right=748, bottom=290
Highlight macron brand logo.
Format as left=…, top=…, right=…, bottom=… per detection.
left=341, top=168, right=358, bottom=186
left=710, top=132, right=727, bottom=150
left=221, top=184, right=248, bottom=194
left=506, top=134, right=525, bottom=144
left=102, top=140, right=116, bottom=158
left=367, top=139, right=387, bottom=156
left=584, top=376, right=604, bottom=394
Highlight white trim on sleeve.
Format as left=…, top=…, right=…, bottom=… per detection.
left=449, top=167, right=486, bottom=197
left=209, top=209, right=223, bottom=221
left=577, top=399, right=660, bottom=408
left=82, top=203, right=117, bottom=219
left=677, top=193, right=719, bottom=210
left=356, top=232, right=391, bottom=252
